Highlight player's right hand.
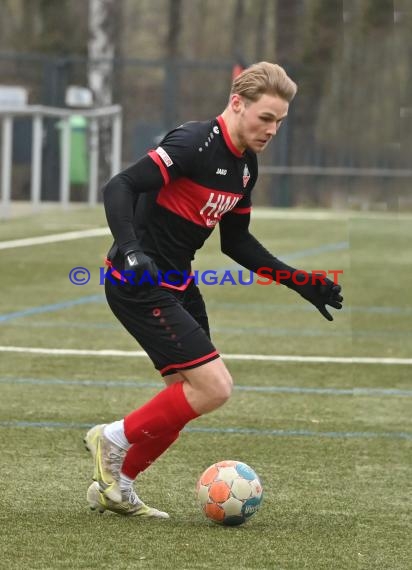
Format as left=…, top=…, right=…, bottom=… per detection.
left=123, top=250, right=159, bottom=286
left=292, top=274, right=343, bottom=321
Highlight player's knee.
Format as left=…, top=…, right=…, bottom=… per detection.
left=206, top=371, right=233, bottom=410
left=214, top=379, right=233, bottom=407
left=183, top=360, right=233, bottom=414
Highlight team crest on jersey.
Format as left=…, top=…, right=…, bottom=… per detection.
left=243, top=164, right=250, bottom=188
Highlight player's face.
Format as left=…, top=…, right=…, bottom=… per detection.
left=235, top=94, right=289, bottom=153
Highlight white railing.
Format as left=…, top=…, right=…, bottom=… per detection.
left=0, top=104, right=122, bottom=218
left=259, top=165, right=412, bottom=177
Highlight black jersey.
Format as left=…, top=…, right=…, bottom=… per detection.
left=107, top=115, right=258, bottom=282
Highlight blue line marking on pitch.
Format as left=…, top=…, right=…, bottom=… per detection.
left=1, top=377, right=412, bottom=397
left=0, top=295, right=104, bottom=323
left=186, top=426, right=412, bottom=441
left=212, top=326, right=409, bottom=338
left=207, top=301, right=412, bottom=317
left=0, top=420, right=410, bottom=440
left=5, top=320, right=119, bottom=330
left=353, top=306, right=412, bottom=315
left=282, top=241, right=349, bottom=261
left=4, top=319, right=412, bottom=337
left=236, top=385, right=412, bottom=397
left=5, top=320, right=411, bottom=337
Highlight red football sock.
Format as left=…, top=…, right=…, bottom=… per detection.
left=124, top=380, right=199, bottom=443
left=121, top=431, right=179, bottom=479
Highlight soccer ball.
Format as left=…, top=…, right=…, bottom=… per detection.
left=196, top=460, right=263, bottom=526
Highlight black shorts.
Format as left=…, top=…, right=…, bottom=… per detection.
left=105, top=278, right=219, bottom=376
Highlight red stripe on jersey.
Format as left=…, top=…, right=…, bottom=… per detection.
left=216, top=115, right=243, bottom=158
left=232, top=206, right=252, bottom=214
left=160, top=350, right=220, bottom=375
left=156, top=178, right=242, bottom=228
left=148, top=150, right=170, bottom=185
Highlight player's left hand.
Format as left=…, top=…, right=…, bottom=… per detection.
left=291, top=274, right=343, bottom=321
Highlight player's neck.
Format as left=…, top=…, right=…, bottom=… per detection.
left=220, top=109, right=245, bottom=154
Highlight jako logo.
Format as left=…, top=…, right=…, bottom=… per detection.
left=216, top=168, right=227, bottom=175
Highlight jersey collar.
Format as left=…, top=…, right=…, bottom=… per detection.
left=216, top=115, right=244, bottom=158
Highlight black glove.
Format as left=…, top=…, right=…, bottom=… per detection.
left=123, top=250, right=159, bottom=286
left=289, top=272, right=343, bottom=321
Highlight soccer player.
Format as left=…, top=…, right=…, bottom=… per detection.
left=85, top=62, right=343, bottom=518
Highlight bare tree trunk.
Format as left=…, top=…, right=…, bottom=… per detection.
left=255, top=0, right=269, bottom=61
left=164, top=0, right=182, bottom=128
left=88, top=0, right=116, bottom=107
left=232, top=0, right=246, bottom=63
left=275, top=0, right=304, bottom=64
left=88, top=0, right=118, bottom=179
left=167, top=0, right=182, bottom=58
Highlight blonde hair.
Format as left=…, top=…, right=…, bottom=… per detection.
left=231, top=62, right=297, bottom=103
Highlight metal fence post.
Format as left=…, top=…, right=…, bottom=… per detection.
left=88, top=118, right=99, bottom=206
left=1, top=116, right=13, bottom=218
left=31, top=114, right=43, bottom=211
left=59, top=117, right=70, bottom=209
left=111, top=110, right=122, bottom=177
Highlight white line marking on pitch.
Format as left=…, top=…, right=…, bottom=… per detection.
left=0, top=346, right=411, bottom=365
left=0, top=228, right=110, bottom=250
left=2, top=207, right=410, bottom=251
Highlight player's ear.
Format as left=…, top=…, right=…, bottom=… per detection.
left=230, top=94, right=244, bottom=113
